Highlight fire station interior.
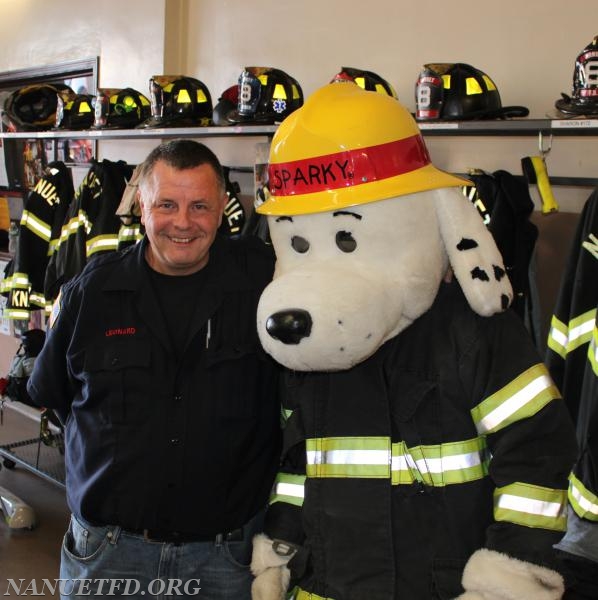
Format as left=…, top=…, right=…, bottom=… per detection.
left=0, top=0, right=597, bottom=595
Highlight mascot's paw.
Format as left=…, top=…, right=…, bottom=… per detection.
left=251, top=566, right=290, bottom=600
left=457, top=549, right=564, bottom=600
left=251, top=533, right=293, bottom=600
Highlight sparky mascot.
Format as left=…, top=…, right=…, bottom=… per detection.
left=249, top=82, right=578, bottom=600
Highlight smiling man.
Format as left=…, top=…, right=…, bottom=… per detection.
left=27, top=140, right=282, bottom=600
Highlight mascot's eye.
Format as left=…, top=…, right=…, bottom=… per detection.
left=291, top=235, right=310, bottom=253
left=336, top=230, right=356, bottom=253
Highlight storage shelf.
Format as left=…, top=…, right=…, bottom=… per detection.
left=2, top=119, right=598, bottom=139
left=0, top=124, right=278, bottom=140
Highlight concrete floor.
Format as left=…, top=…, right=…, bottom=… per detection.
left=0, top=402, right=69, bottom=598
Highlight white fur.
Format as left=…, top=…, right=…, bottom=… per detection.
left=251, top=534, right=292, bottom=600
left=258, top=188, right=512, bottom=372
left=457, top=549, right=564, bottom=600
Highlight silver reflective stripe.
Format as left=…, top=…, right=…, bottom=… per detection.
left=495, top=482, right=567, bottom=531
left=308, top=448, right=390, bottom=466
left=478, top=374, right=552, bottom=432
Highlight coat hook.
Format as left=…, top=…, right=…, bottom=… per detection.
left=538, top=131, right=553, bottom=158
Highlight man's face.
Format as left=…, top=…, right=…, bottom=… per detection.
left=140, top=161, right=227, bottom=276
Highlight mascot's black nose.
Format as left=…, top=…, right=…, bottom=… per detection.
left=266, top=309, right=313, bottom=345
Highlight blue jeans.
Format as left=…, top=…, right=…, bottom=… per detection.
left=59, top=512, right=263, bottom=599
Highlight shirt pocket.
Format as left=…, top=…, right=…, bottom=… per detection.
left=83, top=338, right=151, bottom=425
left=204, top=342, right=266, bottom=419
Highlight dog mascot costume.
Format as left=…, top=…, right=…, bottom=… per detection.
left=250, top=82, right=578, bottom=600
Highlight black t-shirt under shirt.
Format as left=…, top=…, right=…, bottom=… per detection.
left=145, top=260, right=207, bottom=360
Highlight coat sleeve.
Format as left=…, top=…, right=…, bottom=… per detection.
left=263, top=376, right=307, bottom=546
left=462, top=307, right=578, bottom=570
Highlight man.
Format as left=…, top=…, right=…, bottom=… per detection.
left=27, top=139, right=281, bottom=599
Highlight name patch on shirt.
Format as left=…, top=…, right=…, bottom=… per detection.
left=105, top=327, right=136, bottom=337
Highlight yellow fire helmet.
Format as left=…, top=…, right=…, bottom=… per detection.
left=257, top=81, right=470, bottom=216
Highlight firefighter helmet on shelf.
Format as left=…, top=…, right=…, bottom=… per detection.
left=137, top=75, right=213, bottom=128
left=55, top=93, right=95, bottom=130
left=225, top=67, right=304, bottom=125
left=93, top=87, right=151, bottom=129
left=555, top=35, right=598, bottom=115
left=331, top=66, right=398, bottom=98
left=257, top=82, right=469, bottom=216
left=4, top=83, right=75, bottom=131
left=415, top=63, right=529, bottom=121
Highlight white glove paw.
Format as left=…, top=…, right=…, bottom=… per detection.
left=460, top=549, right=564, bottom=600
left=251, top=533, right=294, bottom=600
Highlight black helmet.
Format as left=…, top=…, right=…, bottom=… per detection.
left=415, top=63, right=529, bottom=121
left=4, top=83, right=75, bottom=131
left=138, top=75, right=213, bottom=128
left=331, top=66, right=398, bottom=98
left=93, top=87, right=152, bottom=129
left=555, top=36, right=598, bottom=116
left=55, top=93, right=95, bottom=130
left=225, top=67, right=303, bottom=125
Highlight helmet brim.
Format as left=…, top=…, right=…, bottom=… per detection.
left=257, top=164, right=470, bottom=216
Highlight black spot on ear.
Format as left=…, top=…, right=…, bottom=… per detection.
left=501, top=294, right=510, bottom=310
left=493, top=265, right=506, bottom=281
left=457, top=238, right=479, bottom=251
left=471, top=266, right=489, bottom=281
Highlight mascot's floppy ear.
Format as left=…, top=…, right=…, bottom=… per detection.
left=434, top=187, right=513, bottom=316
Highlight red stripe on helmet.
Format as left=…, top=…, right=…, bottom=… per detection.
left=268, top=134, right=431, bottom=197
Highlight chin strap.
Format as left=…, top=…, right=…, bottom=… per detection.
left=456, top=549, right=564, bottom=600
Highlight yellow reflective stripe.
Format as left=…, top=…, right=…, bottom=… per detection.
left=87, top=234, right=119, bottom=256
left=548, top=310, right=596, bottom=358
left=307, top=436, right=489, bottom=486
left=78, top=210, right=92, bottom=234
left=21, top=210, right=51, bottom=241
left=392, top=437, right=489, bottom=486
left=569, top=472, right=598, bottom=522
left=472, top=363, right=561, bottom=435
left=29, top=292, right=46, bottom=308
left=9, top=272, right=30, bottom=289
left=118, top=226, right=142, bottom=243
left=306, top=437, right=391, bottom=478
left=567, top=309, right=596, bottom=353
left=295, top=588, right=334, bottom=600
left=494, top=482, right=567, bottom=531
left=547, top=315, right=568, bottom=358
left=0, top=275, right=13, bottom=293
left=589, top=327, right=598, bottom=376
left=269, top=473, right=305, bottom=507
left=4, top=308, right=31, bottom=320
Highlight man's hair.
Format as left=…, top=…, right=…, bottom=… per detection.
left=137, top=139, right=225, bottom=200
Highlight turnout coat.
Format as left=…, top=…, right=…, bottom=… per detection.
left=265, top=282, right=577, bottom=600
